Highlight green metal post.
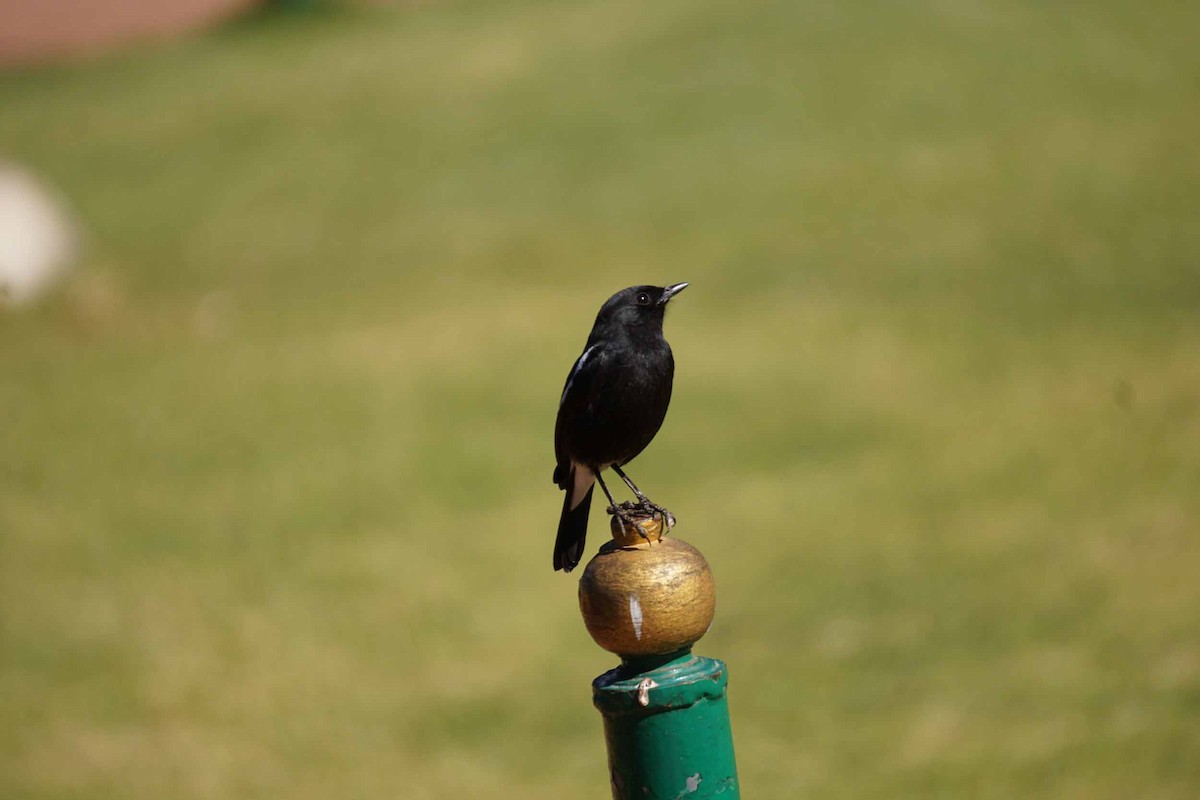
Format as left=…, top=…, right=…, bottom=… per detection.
left=578, top=512, right=740, bottom=800
left=593, top=648, right=740, bottom=799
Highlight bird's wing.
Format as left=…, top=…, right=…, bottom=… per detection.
left=559, top=343, right=600, bottom=408
left=553, top=343, right=606, bottom=487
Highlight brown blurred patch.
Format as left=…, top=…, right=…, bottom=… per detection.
left=0, top=0, right=258, bottom=66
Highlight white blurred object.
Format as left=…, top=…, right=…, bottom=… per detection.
left=0, top=162, right=79, bottom=307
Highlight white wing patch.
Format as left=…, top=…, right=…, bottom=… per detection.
left=560, top=344, right=599, bottom=407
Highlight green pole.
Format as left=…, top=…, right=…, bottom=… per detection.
left=594, top=650, right=739, bottom=799
left=578, top=515, right=741, bottom=800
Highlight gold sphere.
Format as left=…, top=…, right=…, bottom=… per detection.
left=578, top=513, right=716, bottom=657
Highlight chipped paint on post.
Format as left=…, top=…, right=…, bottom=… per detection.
left=635, top=678, right=657, bottom=707
left=628, top=594, right=644, bottom=640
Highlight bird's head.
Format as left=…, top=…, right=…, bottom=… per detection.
left=596, top=282, right=688, bottom=333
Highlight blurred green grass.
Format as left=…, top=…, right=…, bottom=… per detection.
left=2, top=0, right=1199, bottom=797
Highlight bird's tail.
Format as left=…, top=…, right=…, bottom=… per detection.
left=553, top=478, right=594, bottom=572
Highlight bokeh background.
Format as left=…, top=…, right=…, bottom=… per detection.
left=3, top=1, right=1199, bottom=797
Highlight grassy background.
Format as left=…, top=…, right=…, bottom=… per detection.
left=3, top=0, right=1199, bottom=797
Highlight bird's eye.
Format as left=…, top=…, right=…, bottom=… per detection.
left=636, top=293, right=651, bottom=306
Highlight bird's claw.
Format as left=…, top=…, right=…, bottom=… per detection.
left=605, top=501, right=667, bottom=543
left=638, top=498, right=675, bottom=531
left=605, top=499, right=676, bottom=539
left=605, top=502, right=636, bottom=523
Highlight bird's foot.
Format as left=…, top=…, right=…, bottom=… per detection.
left=637, top=498, right=676, bottom=531
left=605, top=501, right=639, bottom=528
left=606, top=501, right=659, bottom=543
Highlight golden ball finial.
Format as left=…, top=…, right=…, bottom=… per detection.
left=578, top=510, right=716, bottom=657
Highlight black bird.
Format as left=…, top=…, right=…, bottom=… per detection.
left=552, top=283, right=688, bottom=572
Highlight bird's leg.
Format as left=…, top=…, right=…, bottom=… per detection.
left=595, top=472, right=637, bottom=530
left=599, top=471, right=653, bottom=544
left=610, top=464, right=650, bottom=504
left=611, top=464, right=675, bottom=529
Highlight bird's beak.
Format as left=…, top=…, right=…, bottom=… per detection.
left=659, top=282, right=689, bottom=304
